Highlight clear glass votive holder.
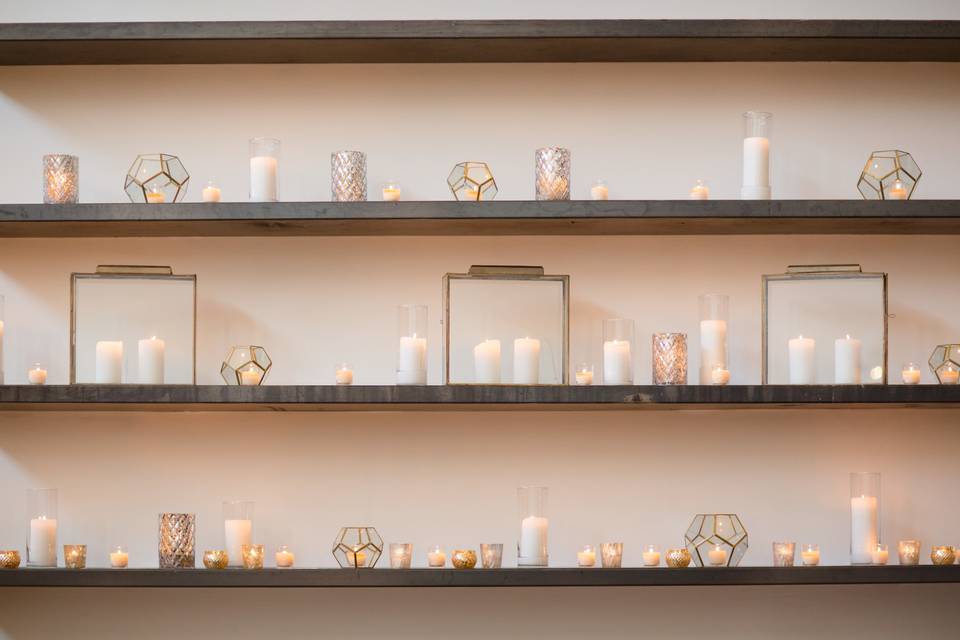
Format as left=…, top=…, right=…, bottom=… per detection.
left=382, top=181, right=402, bottom=202
left=275, top=545, right=295, bottom=568
left=871, top=543, right=889, bottom=565
left=28, top=363, right=48, bottom=385
left=800, top=544, right=820, bottom=566
left=335, top=363, right=354, bottom=385
left=110, top=545, right=129, bottom=568
left=390, top=543, right=413, bottom=569
left=642, top=544, right=661, bottom=567
left=427, top=545, right=446, bottom=568
left=242, top=544, right=264, bottom=569
left=64, top=544, right=86, bottom=569
left=898, top=540, right=920, bottom=566
left=772, top=541, right=796, bottom=567
left=600, top=543, right=623, bottom=568
left=577, top=544, right=596, bottom=567
left=480, top=543, right=503, bottom=569
left=574, top=363, right=594, bottom=386
left=901, top=363, right=921, bottom=385
left=590, top=179, right=609, bottom=200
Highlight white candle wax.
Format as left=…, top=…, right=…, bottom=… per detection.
left=275, top=550, right=295, bottom=568
left=202, top=184, right=222, bottom=202
left=427, top=549, right=446, bottom=567
left=689, top=182, right=710, bottom=200
left=28, top=366, right=48, bottom=385
left=708, top=546, right=728, bottom=566
left=224, top=518, right=253, bottom=567
left=95, top=340, right=123, bottom=384
left=575, top=369, right=593, bottom=386
left=871, top=547, right=889, bottom=565
left=888, top=181, right=908, bottom=200
left=382, top=187, right=401, bottom=202
left=642, top=550, right=661, bottom=566
left=603, top=340, right=632, bottom=385
left=397, top=335, right=427, bottom=384
left=0, top=319, right=4, bottom=384
left=850, top=495, right=878, bottom=564
left=473, top=339, right=501, bottom=384
left=137, top=336, right=165, bottom=384
left=788, top=336, right=816, bottom=384
left=239, top=367, right=261, bottom=386
left=742, top=136, right=770, bottom=187
left=834, top=335, right=862, bottom=384
left=711, top=368, right=731, bottom=385
left=146, top=189, right=165, bottom=204
left=901, top=368, right=921, bottom=385
left=335, top=367, right=354, bottom=385
left=249, top=156, right=278, bottom=202
left=577, top=549, right=596, bottom=567
left=513, top=337, right=541, bottom=384
left=590, top=184, right=609, bottom=200
left=699, top=319, right=728, bottom=385
left=518, top=515, right=548, bottom=565
left=28, top=517, right=57, bottom=566
left=801, top=550, right=820, bottom=566
left=110, top=550, right=129, bottom=568
left=941, top=368, right=960, bottom=385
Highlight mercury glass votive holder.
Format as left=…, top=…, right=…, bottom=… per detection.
left=772, top=542, right=796, bottom=567
left=43, top=154, right=79, bottom=204
left=242, top=544, right=264, bottom=569
left=480, top=543, right=503, bottom=569
left=652, top=332, right=688, bottom=385
left=389, top=543, right=413, bottom=569
left=898, top=540, right=920, bottom=566
left=534, top=147, right=571, bottom=201
left=600, top=543, right=624, bottom=568
left=331, top=150, right=367, bottom=202
left=64, top=544, right=87, bottom=569
left=158, top=513, right=195, bottom=569
left=800, top=544, right=820, bottom=566
left=202, top=550, right=229, bottom=569
left=666, top=548, right=691, bottom=568
left=0, top=550, right=21, bottom=569
left=931, top=546, right=956, bottom=566
left=451, top=549, right=478, bottom=569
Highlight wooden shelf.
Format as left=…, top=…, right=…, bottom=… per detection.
left=1, top=566, right=957, bottom=588
left=1, top=201, right=957, bottom=237
left=1, top=20, right=959, bottom=65
left=1, top=384, right=956, bottom=412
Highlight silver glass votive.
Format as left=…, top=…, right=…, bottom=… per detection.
left=43, top=154, right=79, bottom=204
left=158, top=513, right=196, bottom=568
left=331, top=151, right=367, bottom=202
left=653, top=332, right=688, bottom=385
left=535, top=147, right=570, bottom=201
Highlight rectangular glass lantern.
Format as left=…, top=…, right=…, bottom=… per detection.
left=71, top=266, right=197, bottom=384
left=443, top=266, right=569, bottom=385
left=762, top=265, right=887, bottom=385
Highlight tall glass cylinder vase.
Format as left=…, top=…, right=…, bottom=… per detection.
left=158, top=513, right=196, bottom=568
left=26, top=488, right=57, bottom=567
left=43, top=154, right=79, bottom=204
left=699, top=294, right=729, bottom=385
left=850, top=472, right=880, bottom=565
left=741, top=111, right=772, bottom=200
left=517, top=486, right=548, bottom=567
left=534, top=147, right=570, bottom=201
left=602, top=318, right=634, bottom=385
left=249, top=137, right=280, bottom=202
left=397, top=304, right=427, bottom=385
left=0, top=294, right=4, bottom=385
left=223, top=500, right=255, bottom=567
left=331, top=150, right=367, bottom=202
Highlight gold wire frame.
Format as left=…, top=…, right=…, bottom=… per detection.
left=684, top=513, right=749, bottom=567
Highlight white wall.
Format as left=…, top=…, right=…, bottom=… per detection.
left=1, top=1, right=960, bottom=638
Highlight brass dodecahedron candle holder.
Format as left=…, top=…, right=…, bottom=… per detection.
left=124, top=153, right=190, bottom=203
left=857, top=149, right=921, bottom=200
left=928, top=344, right=960, bottom=384
left=684, top=513, right=749, bottom=567
left=221, top=346, right=272, bottom=386
left=447, top=162, right=498, bottom=201
left=332, top=527, right=383, bottom=568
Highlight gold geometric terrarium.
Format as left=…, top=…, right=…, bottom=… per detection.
left=332, top=527, right=383, bottom=568
left=447, top=162, right=498, bottom=201
left=928, top=344, right=960, bottom=384
left=857, top=150, right=921, bottom=200
left=220, top=346, right=272, bottom=386
left=684, top=513, right=749, bottom=567
left=124, top=153, right=190, bottom=203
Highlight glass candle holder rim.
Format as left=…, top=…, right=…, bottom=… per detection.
left=743, top=110, right=773, bottom=120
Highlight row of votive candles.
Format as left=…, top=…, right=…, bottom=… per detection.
left=772, top=540, right=954, bottom=567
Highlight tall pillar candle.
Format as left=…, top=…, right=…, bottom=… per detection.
left=95, top=341, right=123, bottom=384
left=518, top=516, right=548, bottom=566
left=699, top=319, right=728, bottom=385
left=834, top=335, right=862, bottom=384
left=741, top=111, right=772, bottom=200
left=28, top=517, right=57, bottom=566
left=249, top=156, right=278, bottom=202
left=473, top=339, right=501, bottom=384
left=513, top=337, right=541, bottom=384
left=850, top=495, right=878, bottom=564
left=224, top=519, right=253, bottom=567
left=788, top=336, right=815, bottom=384
left=603, top=340, right=632, bottom=385
left=0, top=318, right=4, bottom=385
left=397, top=335, right=427, bottom=385
left=137, top=336, right=165, bottom=384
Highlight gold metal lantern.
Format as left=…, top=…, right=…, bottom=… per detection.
left=857, top=150, right=921, bottom=200
left=221, top=346, right=272, bottom=386
left=332, top=527, right=383, bottom=568
left=447, top=161, right=498, bottom=201
left=684, top=514, right=749, bottom=567
left=124, top=153, right=190, bottom=203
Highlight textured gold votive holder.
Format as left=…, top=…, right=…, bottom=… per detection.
left=64, top=544, right=87, bottom=569
left=203, top=550, right=229, bottom=570
left=0, top=550, right=21, bottom=569
left=666, top=548, right=691, bottom=568
left=241, top=544, right=264, bottom=569
left=931, top=546, right=956, bottom=566
left=652, top=332, right=688, bottom=385
left=897, top=540, right=920, bottom=566
left=43, top=154, right=79, bottom=204
left=451, top=549, right=477, bottom=569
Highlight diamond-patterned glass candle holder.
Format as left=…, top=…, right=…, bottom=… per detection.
left=928, top=344, right=960, bottom=384
left=684, top=514, right=749, bottom=568
left=0, top=550, right=21, bottom=569
left=64, top=544, right=87, bottom=569
left=447, top=161, right=498, bottom=201
left=159, top=513, right=195, bottom=569
left=331, top=151, right=367, bottom=202
left=332, top=527, right=383, bottom=568
left=898, top=540, right=920, bottom=566
left=124, top=154, right=189, bottom=203
left=931, top=546, right=955, bottom=566
left=857, top=150, right=921, bottom=200
left=241, top=544, right=264, bottom=569
left=43, top=154, right=79, bottom=204
left=221, top=346, right=272, bottom=386
left=535, top=147, right=570, bottom=200
left=653, top=332, right=687, bottom=385
left=203, top=550, right=229, bottom=569
left=666, top=548, right=691, bottom=568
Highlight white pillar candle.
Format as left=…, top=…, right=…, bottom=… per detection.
left=95, top=340, right=123, bottom=384
left=518, top=515, right=548, bottom=565
left=0, top=319, right=4, bottom=384
left=137, top=336, right=165, bottom=384
left=850, top=495, right=878, bottom=564
left=397, top=335, right=427, bottom=384
left=28, top=365, right=48, bottom=385
left=110, top=548, right=129, bottom=568
left=513, top=337, right=541, bottom=384
left=224, top=518, right=253, bottom=567
left=603, top=340, right=632, bottom=385
left=707, top=545, right=728, bottom=566
left=590, top=184, right=609, bottom=200
left=699, top=319, right=728, bottom=385
left=834, top=335, right=862, bottom=384
left=788, top=336, right=816, bottom=384
left=473, top=339, right=501, bottom=384
left=741, top=136, right=770, bottom=199
left=28, top=517, right=57, bottom=566
left=202, top=184, right=222, bottom=202
left=249, top=156, right=278, bottom=202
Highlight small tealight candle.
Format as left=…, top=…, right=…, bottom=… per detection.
left=711, top=365, right=730, bottom=385
left=887, top=179, right=908, bottom=200
left=275, top=545, right=295, bottom=568
left=901, top=363, right=921, bottom=385
left=28, top=363, right=48, bottom=385
left=574, top=364, right=594, bottom=386
left=240, top=365, right=262, bottom=386
left=110, top=546, right=129, bottom=568
left=707, top=544, right=728, bottom=566
left=577, top=544, right=596, bottom=567
left=427, top=545, right=446, bottom=568
left=202, top=181, right=222, bottom=203
left=898, top=539, right=920, bottom=566
left=146, top=187, right=166, bottom=204
left=939, top=364, right=960, bottom=385
left=382, top=182, right=402, bottom=202
left=800, top=544, right=820, bottom=566
left=335, top=363, right=354, bottom=385
left=346, top=545, right=367, bottom=567
left=463, top=187, right=480, bottom=201
left=642, top=544, right=661, bottom=567
left=590, top=180, right=609, bottom=201
left=689, top=179, right=710, bottom=200
left=871, top=543, right=889, bottom=565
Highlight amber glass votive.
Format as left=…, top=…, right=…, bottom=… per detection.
left=931, top=546, right=956, bottom=566
left=64, top=544, right=87, bottom=569
left=480, top=543, right=503, bottom=569
left=451, top=549, right=477, bottom=569
left=203, top=550, right=229, bottom=569
left=241, top=544, right=264, bottom=569
left=666, top=548, right=691, bottom=568
left=0, top=550, right=21, bottom=569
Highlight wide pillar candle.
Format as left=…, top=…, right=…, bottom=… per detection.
left=699, top=319, right=728, bottom=385
left=788, top=336, right=815, bottom=384
left=249, top=156, right=278, bottom=202
left=603, top=340, right=632, bottom=384
left=513, top=337, right=540, bottom=384
left=834, top=335, right=862, bottom=384
left=518, top=515, right=548, bottom=566
left=95, top=341, right=123, bottom=383
left=850, top=495, right=878, bottom=564
left=224, top=519, right=253, bottom=567
left=137, top=336, right=165, bottom=384
left=397, top=335, right=427, bottom=384
left=28, top=517, right=57, bottom=566
left=474, top=339, right=501, bottom=383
